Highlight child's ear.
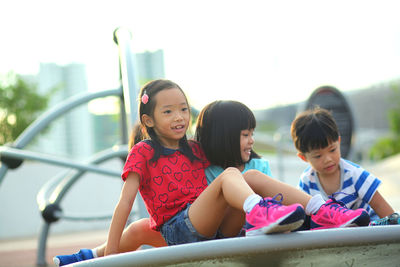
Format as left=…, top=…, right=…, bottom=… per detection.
left=297, top=152, right=308, bottom=162
left=142, top=114, right=154, bottom=128
left=338, top=136, right=341, bottom=143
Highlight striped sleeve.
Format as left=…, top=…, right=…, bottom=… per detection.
left=353, top=169, right=381, bottom=203
left=298, top=179, right=310, bottom=194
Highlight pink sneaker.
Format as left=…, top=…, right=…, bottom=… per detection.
left=245, top=194, right=305, bottom=236
left=310, top=197, right=370, bottom=230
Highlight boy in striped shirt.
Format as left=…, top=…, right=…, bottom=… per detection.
left=291, top=107, right=396, bottom=224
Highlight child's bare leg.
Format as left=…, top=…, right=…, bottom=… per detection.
left=219, top=207, right=245, bottom=237
left=96, top=218, right=166, bottom=256
left=243, top=169, right=311, bottom=208
left=189, top=167, right=254, bottom=237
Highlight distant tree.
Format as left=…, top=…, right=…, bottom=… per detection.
left=369, top=82, right=400, bottom=160
left=0, top=72, right=51, bottom=145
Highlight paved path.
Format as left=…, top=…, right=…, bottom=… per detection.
left=365, top=154, right=400, bottom=212
left=0, top=230, right=108, bottom=267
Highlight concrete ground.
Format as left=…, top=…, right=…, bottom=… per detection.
left=364, top=154, right=400, bottom=212
left=0, top=230, right=108, bottom=267
left=1, top=154, right=399, bottom=267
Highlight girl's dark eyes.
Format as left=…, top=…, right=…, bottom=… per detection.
left=163, top=107, right=187, bottom=114
left=242, top=130, right=254, bottom=137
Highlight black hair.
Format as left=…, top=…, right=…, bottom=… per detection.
left=290, top=106, right=339, bottom=154
left=195, top=100, right=260, bottom=169
left=136, top=79, right=198, bottom=162
left=128, top=122, right=144, bottom=150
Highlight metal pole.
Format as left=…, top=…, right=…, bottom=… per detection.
left=113, top=27, right=148, bottom=220
left=273, top=130, right=285, bottom=182
left=113, top=27, right=140, bottom=131
left=0, top=147, right=121, bottom=177
left=0, top=88, right=122, bottom=187
left=36, top=222, right=50, bottom=266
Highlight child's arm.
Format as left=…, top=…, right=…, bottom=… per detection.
left=105, top=172, right=140, bottom=256
left=369, top=190, right=395, bottom=218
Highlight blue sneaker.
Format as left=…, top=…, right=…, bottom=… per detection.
left=370, top=212, right=400, bottom=226
left=53, top=249, right=94, bottom=266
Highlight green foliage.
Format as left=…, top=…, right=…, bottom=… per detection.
left=0, top=72, right=51, bottom=145
left=369, top=138, right=400, bottom=160
left=369, top=83, right=400, bottom=160
left=256, top=121, right=279, bottom=133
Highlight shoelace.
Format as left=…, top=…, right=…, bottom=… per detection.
left=327, top=191, right=358, bottom=208
left=323, top=195, right=349, bottom=213
left=258, top=193, right=284, bottom=218
left=329, top=191, right=356, bottom=206
left=260, top=193, right=284, bottom=206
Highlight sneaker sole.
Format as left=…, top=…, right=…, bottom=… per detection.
left=246, top=206, right=305, bottom=236
left=53, top=257, right=60, bottom=266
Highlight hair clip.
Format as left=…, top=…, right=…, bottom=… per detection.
left=141, top=91, right=149, bottom=104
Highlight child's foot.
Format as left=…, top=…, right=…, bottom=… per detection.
left=245, top=194, right=305, bottom=236
left=310, top=197, right=370, bottom=230
left=370, top=212, right=400, bottom=226
left=53, top=249, right=94, bottom=266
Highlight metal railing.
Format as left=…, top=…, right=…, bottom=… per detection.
left=0, top=27, right=143, bottom=266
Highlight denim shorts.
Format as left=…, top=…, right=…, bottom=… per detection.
left=160, top=204, right=226, bottom=246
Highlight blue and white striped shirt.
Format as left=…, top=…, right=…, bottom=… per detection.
left=298, top=158, right=381, bottom=220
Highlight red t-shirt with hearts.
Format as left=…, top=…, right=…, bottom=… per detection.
left=122, top=140, right=209, bottom=230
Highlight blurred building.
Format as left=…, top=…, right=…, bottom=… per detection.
left=29, top=50, right=165, bottom=159
left=135, top=50, right=165, bottom=82
left=32, top=62, right=93, bottom=159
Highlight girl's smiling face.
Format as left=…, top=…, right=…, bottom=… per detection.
left=142, top=88, right=190, bottom=149
left=240, top=129, right=255, bottom=164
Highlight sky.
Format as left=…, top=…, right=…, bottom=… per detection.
left=1, top=0, right=400, bottom=111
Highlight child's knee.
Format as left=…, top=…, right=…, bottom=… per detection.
left=243, top=169, right=261, bottom=177
left=223, top=167, right=241, bottom=175
left=243, top=169, right=272, bottom=179
left=218, top=167, right=242, bottom=181
left=243, top=169, right=273, bottom=189
left=125, top=218, right=151, bottom=239
left=243, top=169, right=263, bottom=182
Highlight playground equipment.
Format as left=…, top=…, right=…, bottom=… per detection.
left=1, top=28, right=400, bottom=267
left=0, top=27, right=142, bottom=266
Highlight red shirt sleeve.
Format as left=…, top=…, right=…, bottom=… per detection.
left=121, top=141, right=153, bottom=182
left=189, top=140, right=210, bottom=169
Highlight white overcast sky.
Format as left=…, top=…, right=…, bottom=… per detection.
left=1, top=0, right=400, bottom=110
